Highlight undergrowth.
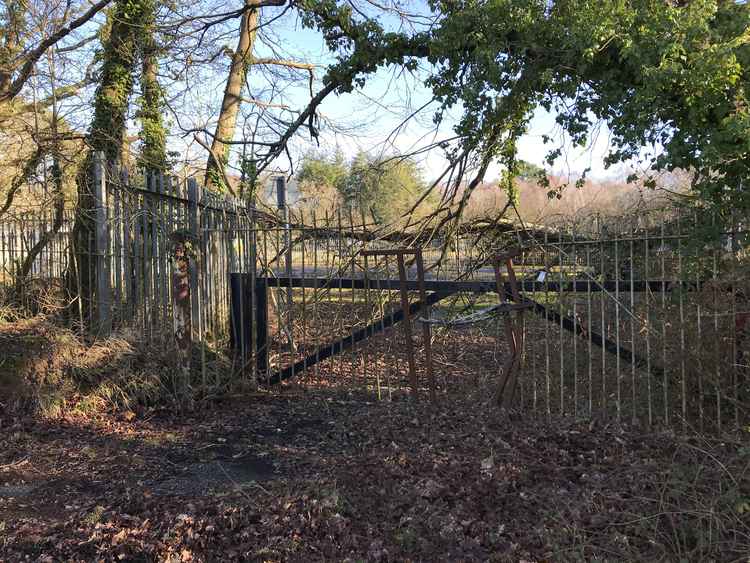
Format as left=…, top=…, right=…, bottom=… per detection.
left=0, top=316, right=233, bottom=417
left=549, top=434, right=750, bottom=561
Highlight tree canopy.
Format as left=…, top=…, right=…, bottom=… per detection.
left=421, top=0, right=750, bottom=218
left=297, top=150, right=433, bottom=224
left=1, top=0, right=748, bottom=229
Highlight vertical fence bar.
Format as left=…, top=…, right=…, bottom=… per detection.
left=694, top=210, right=704, bottom=432
left=133, top=189, right=144, bottom=333
left=572, top=224, right=578, bottom=418
left=731, top=212, right=740, bottom=428
left=644, top=225, right=652, bottom=427
left=159, top=172, right=169, bottom=340
left=385, top=254, right=394, bottom=399
left=249, top=205, right=258, bottom=384
left=349, top=207, right=357, bottom=386
left=336, top=208, right=345, bottom=387
left=529, top=248, right=538, bottom=413
left=142, top=175, right=153, bottom=339
left=274, top=217, right=283, bottom=378
left=629, top=222, right=636, bottom=424
left=311, top=209, right=320, bottom=385
left=677, top=208, right=686, bottom=431
left=544, top=229, right=551, bottom=418
left=361, top=208, right=370, bottom=391
left=112, top=167, right=122, bottom=325
left=660, top=214, right=668, bottom=425
left=558, top=230, right=564, bottom=414
left=614, top=225, right=621, bottom=423
left=93, top=152, right=111, bottom=337
left=600, top=220, right=607, bottom=417
left=261, top=228, right=270, bottom=381
left=187, top=178, right=201, bottom=379
left=712, top=213, right=721, bottom=431
left=583, top=240, right=593, bottom=418
left=300, top=210, right=308, bottom=384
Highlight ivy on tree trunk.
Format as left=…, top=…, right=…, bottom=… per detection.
left=71, top=0, right=148, bottom=329
left=137, top=0, right=167, bottom=171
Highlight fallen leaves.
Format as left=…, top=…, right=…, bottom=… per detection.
left=0, top=388, right=748, bottom=561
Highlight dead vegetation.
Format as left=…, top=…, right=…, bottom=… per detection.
left=0, top=316, right=233, bottom=418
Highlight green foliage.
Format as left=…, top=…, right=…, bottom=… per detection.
left=296, top=150, right=432, bottom=224
left=341, top=152, right=429, bottom=225
left=515, top=160, right=545, bottom=181
left=298, top=0, right=748, bottom=229
left=423, top=0, right=750, bottom=221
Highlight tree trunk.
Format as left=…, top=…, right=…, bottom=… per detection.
left=138, top=0, right=167, bottom=170
left=70, top=0, right=144, bottom=330
left=205, top=0, right=259, bottom=190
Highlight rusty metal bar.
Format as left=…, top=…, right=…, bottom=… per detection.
left=415, top=249, right=436, bottom=402
left=396, top=252, right=419, bottom=397
left=263, top=290, right=453, bottom=385
left=361, top=248, right=421, bottom=257
left=494, top=257, right=520, bottom=408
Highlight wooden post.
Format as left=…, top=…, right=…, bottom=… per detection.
left=171, top=232, right=192, bottom=399
left=93, top=152, right=112, bottom=337
left=396, top=252, right=419, bottom=398
left=187, top=178, right=201, bottom=344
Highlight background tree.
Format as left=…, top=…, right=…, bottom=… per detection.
left=341, top=152, right=433, bottom=225
left=296, top=149, right=347, bottom=212
left=295, top=150, right=435, bottom=224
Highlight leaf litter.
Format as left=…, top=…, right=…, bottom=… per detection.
left=1, top=389, right=749, bottom=561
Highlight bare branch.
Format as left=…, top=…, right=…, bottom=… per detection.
left=250, top=58, right=316, bottom=71
left=0, top=0, right=113, bottom=103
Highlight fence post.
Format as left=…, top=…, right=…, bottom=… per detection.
left=93, top=152, right=112, bottom=337
left=275, top=176, right=294, bottom=351
left=187, top=177, right=201, bottom=344
left=171, top=231, right=192, bottom=400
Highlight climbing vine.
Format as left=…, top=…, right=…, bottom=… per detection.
left=87, top=0, right=148, bottom=162
left=137, top=0, right=167, bottom=171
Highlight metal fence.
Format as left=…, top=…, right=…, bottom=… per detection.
left=1, top=155, right=257, bottom=347
left=230, top=207, right=748, bottom=432
left=1, top=159, right=747, bottom=431
left=518, top=209, right=748, bottom=432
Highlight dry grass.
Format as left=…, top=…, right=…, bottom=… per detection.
left=547, top=435, right=750, bottom=561
left=0, top=316, right=234, bottom=418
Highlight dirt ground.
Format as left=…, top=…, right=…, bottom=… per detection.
left=1, top=315, right=749, bottom=561
left=2, top=386, right=749, bottom=562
